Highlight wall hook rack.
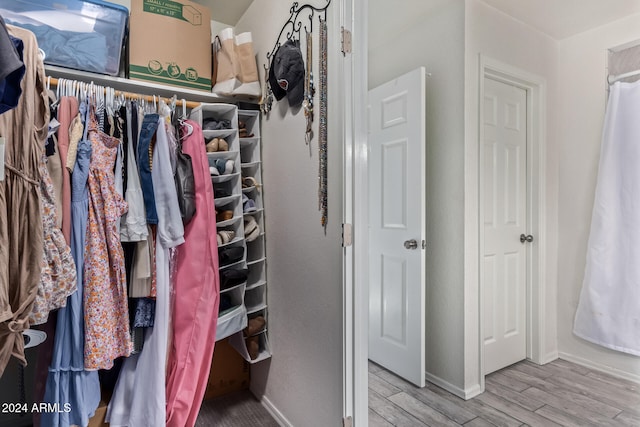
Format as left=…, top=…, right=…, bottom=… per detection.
left=266, top=0, right=331, bottom=62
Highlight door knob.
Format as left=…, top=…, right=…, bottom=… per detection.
left=404, top=239, right=418, bottom=250
left=520, top=234, right=534, bottom=243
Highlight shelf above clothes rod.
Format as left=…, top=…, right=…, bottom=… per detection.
left=44, top=65, right=260, bottom=106
left=607, top=69, right=640, bottom=84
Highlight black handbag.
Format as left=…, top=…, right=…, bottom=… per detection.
left=174, top=137, right=196, bottom=224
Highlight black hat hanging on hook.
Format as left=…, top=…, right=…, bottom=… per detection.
left=269, top=39, right=305, bottom=108
left=265, top=0, right=330, bottom=110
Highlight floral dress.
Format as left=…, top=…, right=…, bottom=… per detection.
left=29, top=153, right=77, bottom=325
left=83, top=107, right=132, bottom=370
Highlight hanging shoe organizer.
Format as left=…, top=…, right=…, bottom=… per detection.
left=190, top=104, right=271, bottom=363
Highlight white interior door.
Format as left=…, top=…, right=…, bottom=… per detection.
left=368, top=67, right=426, bottom=387
left=482, top=77, right=528, bottom=375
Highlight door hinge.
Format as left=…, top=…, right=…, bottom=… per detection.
left=341, top=27, right=352, bottom=55
left=422, top=239, right=426, bottom=250
left=342, top=223, right=353, bottom=247
left=343, top=416, right=353, bottom=427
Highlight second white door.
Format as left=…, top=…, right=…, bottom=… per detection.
left=482, top=77, right=528, bottom=375
left=368, top=68, right=426, bottom=387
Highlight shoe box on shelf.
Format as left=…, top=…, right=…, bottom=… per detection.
left=190, top=105, right=271, bottom=363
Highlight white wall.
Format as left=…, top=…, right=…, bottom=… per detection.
left=557, top=14, right=640, bottom=381
left=369, top=0, right=467, bottom=393
left=236, top=2, right=345, bottom=426
left=464, top=0, right=560, bottom=394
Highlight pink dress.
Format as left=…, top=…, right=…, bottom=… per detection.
left=83, top=107, right=132, bottom=370
left=166, top=120, right=220, bottom=427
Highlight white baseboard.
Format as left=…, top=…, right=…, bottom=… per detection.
left=558, top=351, right=640, bottom=384
left=260, top=395, right=293, bottom=427
left=424, top=372, right=482, bottom=400
left=542, top=350, right=559, bottom=364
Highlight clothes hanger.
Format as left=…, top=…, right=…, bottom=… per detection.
left=178, top=99, right=193, bottom=140
left=79, top=82, right=87, bottom=104
left=89, top=82, right=96, bottom=107
left=105, top=87, right=110, bottom=116
left=106, top=86, right=114, bottom=118
left=99, top=85, right=105, bottom=112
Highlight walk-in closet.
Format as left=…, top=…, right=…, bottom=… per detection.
left=0, top=0, right=346, bottom=426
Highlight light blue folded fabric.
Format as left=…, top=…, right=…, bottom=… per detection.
left=6, top=20, right=109, bottom=74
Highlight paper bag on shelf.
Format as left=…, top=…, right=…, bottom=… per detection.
left=212, top=29, right=261, bottom=97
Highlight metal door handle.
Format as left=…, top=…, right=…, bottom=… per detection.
left=404, top=239, right=418, bottom=250
left=520, top=234, right=534, bottom=243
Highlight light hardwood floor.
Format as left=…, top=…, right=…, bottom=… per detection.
left=368, top=359, right=640, bottom=426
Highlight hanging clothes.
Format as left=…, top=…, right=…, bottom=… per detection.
left=57, top=96, right=79, bottom=244
left=137, top=114, right=159, bottom=225
left=46, top=136, right=64, bottom=230
left=42, top=124, right=100, bottom=426
left=29, top=152, right=77, bottom=325
left=120, top=101, right=147, bottom=243
left=0, top=24, right=48, bottom=377
left=129, top=230, right=154, bottom=298
left=107, top=111, right=183, bottom=426
left=83, top=105, right=132, bottom=370
left=574, top=80, right=640, bottom=356
left=166, top=120, right=220, bottom=427
left=0, top=16, right=25, bottom=115
left=65, top=112, right=83, bottom=173
left=106, top=208, right=173, bottom=427
left=152, top=114, right=185, bottom=249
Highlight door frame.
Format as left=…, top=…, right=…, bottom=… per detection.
left=478, top=56, right=548, bottom=387
left=343, top=0, right=369, bottom=425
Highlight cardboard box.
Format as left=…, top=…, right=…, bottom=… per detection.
left=129, top=0, right=211, bottom=91
left=87, top=389, right=111, bottom=427
left=87, top=401, right=108, bottom=427
left=204, top=338, right=250, bottom=399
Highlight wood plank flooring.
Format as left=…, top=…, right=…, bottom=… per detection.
left=196, top=390, right=279, bottom=427
left=369, top=359, right=640, bottom=426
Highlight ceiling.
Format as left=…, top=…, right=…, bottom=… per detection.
left=477, top=0, right=640, bottom=40
left=194, top=0, right=255, bottom=25
left=369, top=0, right=640, bottom=44
left=191, top=0, right=640, bottom=40
left=196, top=0, right=640, bottom=40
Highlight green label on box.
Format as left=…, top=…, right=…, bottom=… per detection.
left=130, top=64, right=210, bottom=91
left=143, top=0, right=202, bottom=25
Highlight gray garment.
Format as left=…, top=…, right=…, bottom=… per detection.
left=0, top=16, right=25, bottom=115
left=0, top=16, right=22, bottom=82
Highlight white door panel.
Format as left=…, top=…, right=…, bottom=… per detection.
left=482, top=77, right=528, bottom=374
left=369, top=67, right=426, bottom=387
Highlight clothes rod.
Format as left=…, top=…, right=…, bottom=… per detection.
left=608, top=69, right=640, bottom=84
left=47, top=76, right=202, bottom=109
